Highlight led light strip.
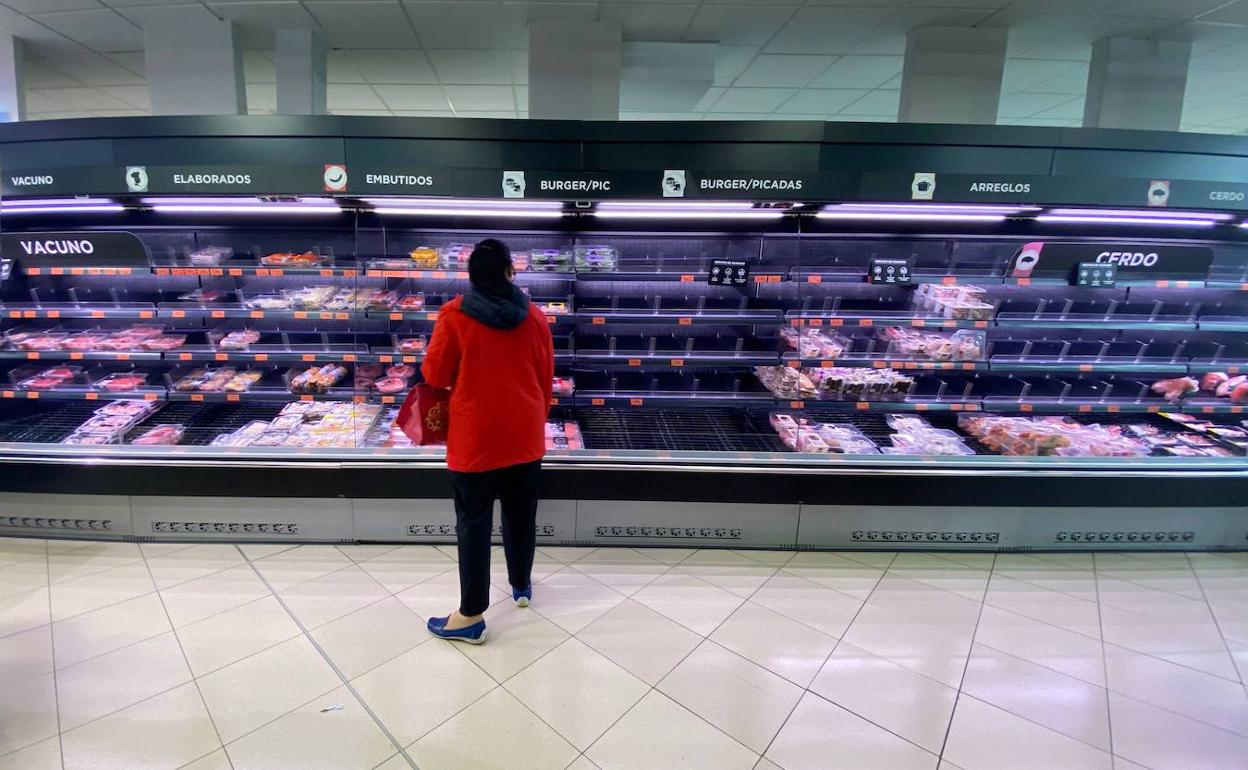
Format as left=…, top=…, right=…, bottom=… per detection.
left=596, top=201, right=762, bottom=210
left=0, top=205, right=126, bottom=214
left=835, top=203, right=1038, bottom=214
left=142, top=197, right=342, bottom=214
left=593, top=210, right=786, bottom=220
left=817, top=211, right=1006, bottom=222
left=1048, top=207, right=1233, bottom=221
left=1035, top=215, right=1217, bottom=227
left=371, top=207, right=566, bottom=218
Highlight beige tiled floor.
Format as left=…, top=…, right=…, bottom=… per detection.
left=1, top=539, right=1247, bottom=770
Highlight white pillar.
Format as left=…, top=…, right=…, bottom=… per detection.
left=276, top=29, right=326, bottom=116
left=0, top=34, right=25, bottom=123
left=144, top=18, right=246, bottom=115
left=898, top=27, right=1007, bottom=125
left=1083, top=37, right=1190, bottom=131
left=529, top=20, right=622, bottom=121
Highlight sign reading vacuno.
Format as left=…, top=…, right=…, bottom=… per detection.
left=0, top=231, right=149, bottom=267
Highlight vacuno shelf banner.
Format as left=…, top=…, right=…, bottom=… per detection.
left=4, top=160, right=1248, bottom=212
left=0, top=231, right=149, bottom=268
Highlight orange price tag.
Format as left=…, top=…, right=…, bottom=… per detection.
left=941, top=276, right=957, bottom=285
left=344, top=270, right=358, bottom=278
left=921, top=362, right=935, bottom=370
left=809, top=318, right=823, bottom=327
left=390, top=313, right=403, bottom=321
left=962, top=363, right=976, bottom=371
left=1017, top=278, right=1031, bottom=287
left=592, top=317, right=605, bottom=325
left=320, top=269, right=333, bottom=278
left=302, top=354, right=315, bottom=362
left=46, top=310, right=60, bottom=319
left=1108, top=405, right=1120, bottom=413
left=353, top=395, right=366, bottom=404
left=21, top=310, right=35, bottom=319
left=71, top=268, right=84, bottom=275
left=191, top=394, right=204, bottom=402
left=546, top=316, right=555, bottom=325
left=319, top=312, right=332, bottom=320
left=294, top=311, right=308, bottom=319
left=171, top=310, right=186, bottom=319
left=680, top=274, right=694, bottom=283
left=1021, top=403, right=1033, bottom=412
left=249, top=311, right=264, bottom=319
left=630, top=398, right=644, bottom=406
left=0, top=391, right=11, bottom=399
left=820, top=361, right=834, bottom=368
left=144, top=393, right=158, bottom=401
left=70, top=352, right=84, bottom=360
left=379, top=355, right=393, bottom=363
left=433, top=271, right=447, bottom=279
left=211, top=310, right=225, bottom=318
left=753, top=275, right=767, bottom=284
left=402, top=355, right=417, bottom=363
left=51, top=268, right=64, bottom=276
left=768, top=275, right=782, bottom=284
left=786, top=360, right=800, bottom=369
left=228, top=268, right=243, bottom=277
left=344, top=354, right=357, bottom=362
left=300, top=394, right=314, bottom=402
left=859, top=319, right=873, bottom=327
left=829, top=318, right=844, bottom=327
left=26, top=391, right=38, bottom=399
left=1229, top=367, right=1241, bottom=374
left=678, top=317, right=694, bottom=326
left=256, top=268, right=270, bottom=277
left=382, top=395, right=396, bottom=404
left=591, top=398, right=605, bottom=406
left=26, top=352, right=39, bottom=360
left=789, top=401, right=804, bottom=409
left=1155, top=280, right=1168, bottom=288
left=911, top=319, right=926, bottom=328
left=628, top=358, right=642, bottom=367
left=227, top=394, right=240, bottom=402
left=1202, top=406, right=1215, bottom=414
left=670, top=359, right=684, bottom=367
left=84, top=392, right=98, bottom=401
left=120, top=268, right=133, bottom=276
left=856, top=401, right=870, bottom=410
left=807, top=275, right=822, bottom=284
left=210, top=269, right=223, bottom=276
left=116, top=353, right=130, bottom=361
left=975, top=320, right=988, bottom=329
left=178, top=353, right=191, bottom=361
left=254, top=353, right=268, bottom=362
left=915, top=403, right=929, bottom=411
left=215, top=353, right=228, bottom=361
left=1078, top=405, right=1092, bottom=413
left=872, top=361, right=887, bottom=369
left=426, top=312, right=438, bottom=320
left=1147, top=405, right=1160, bottom=412
left=90, top=311, right=105, bottom=319
left=790, top=319, right=803, bottom=327
left=6, top=311, right=18, bottom=319
left=156, top=268, right=169, bottom=276
left=1233, top=406, right=1244, bottom=414
left=26, top=268, right=41, bottom=276
left=334, top=312, right=349, bottom=321
left=1079, top=364, right=1093, bottom=372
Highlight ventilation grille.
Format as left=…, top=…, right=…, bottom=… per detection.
left=405, top=524, right=556, bottom=537
left=1054, top=530, right=1194, bottom=544
left=0, top=516, right=113, bottom=532
left=852, top=530, right=1000, bottom=543
left=151, top=521, right=299, bottom=535
left=594, top=525, right=743, bottom=539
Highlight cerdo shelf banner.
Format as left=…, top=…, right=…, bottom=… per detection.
left=1007, top=241, right=1214, bottom=281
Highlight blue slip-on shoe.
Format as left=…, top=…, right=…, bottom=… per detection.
left=513, top=585, right=532, bottom=608
left=427, top=615, right=487, bottom=644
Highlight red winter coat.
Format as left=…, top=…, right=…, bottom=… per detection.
left=421, top=296, right=554, bottom=472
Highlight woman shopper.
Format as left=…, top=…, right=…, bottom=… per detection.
left=421, top=238, right=554, bottom=644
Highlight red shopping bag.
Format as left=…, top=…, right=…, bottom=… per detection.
left=396, top=383, right=450, bottom=445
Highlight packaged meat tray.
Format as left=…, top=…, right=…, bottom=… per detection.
left=178, top=289, right=227, bottom=304
left=780, top=327, right=849, bottom=359
left=876, top=327, right=985, bottom=361
left=189, top=246, right=234, bottom=265
left=395, top=294, right=425, bottom=311
left=62, top=432, right=117, bottom=446
left=261, top=251, right=324, bottom=266
left=243, top=294, right=290, bottom=311
left=553, top=377, right=575, bottom=396
left=531, top=249, right=572, bottom=272
left=97, top=400, right=157, bottom=418
left=575, top=245, right=618, bottom=273
left=441, top=243, right=473, bottom=269
left=397, top=337, right=426, bottom=354
left=130, top=425, right=185, bottom=446
left=218, top=329, right=262, bottom=350
left=94, top=372, right=148, bottom=392
left=289, top=363, right=348, bottom=394
left=141, top=335, right=187, bottom=351
left=18, top=366, right=80, bottom=389
left=545, top=421, right=583, bottom=450
left=409, top=246, right=439, bottom=267
left=537, top=302, right=570, bottom=316
left=373, top=376, right=409, bottom=394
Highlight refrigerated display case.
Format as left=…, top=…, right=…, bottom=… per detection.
left=0, top=116, right=1246, bottom=550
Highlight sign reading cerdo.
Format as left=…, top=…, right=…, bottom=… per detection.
left=1008, top=241, right=1214, bottom=280
left=0, top=231, right=149, bottom=268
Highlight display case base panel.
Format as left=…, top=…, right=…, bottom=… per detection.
left=1, top=493, right=1243, bottom=550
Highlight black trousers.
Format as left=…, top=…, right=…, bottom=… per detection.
left=449, top=460, right=541, bottom=616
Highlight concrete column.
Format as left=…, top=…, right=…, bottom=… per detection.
left=276, top=29, right=326, bottom=116
left=144, top=18, right=245, bottom=115
left=898, top=27, right=1007, bottom=125
left=1083, top=37, right=1190, bottom=131
left=0, top=34, right=25, bottom=123
left=529, top=20, right=622, bottom=121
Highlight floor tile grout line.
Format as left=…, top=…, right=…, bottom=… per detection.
left=234, top=544, right=421, bottom=770
left=1185, top=552, right=1248, bottom=695
left=935, top=552, right=997, bottom=765
left=756, top=551, right=901, bottom=765
left=137, top=550, right=235, bottom=769
left=1092, top=552, right=1116, bottom=759
left=43, top=541, right=66, bottom=770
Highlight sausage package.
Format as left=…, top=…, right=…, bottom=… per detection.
left=395, top=383, right=450, bottom=445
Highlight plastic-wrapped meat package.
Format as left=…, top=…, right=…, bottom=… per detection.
left=131, top=425, right=185, bottom=446
left=141, top=335, right=187, bottom=351
left=397, top=337, right=426, bottom=354
left=395, top=294, right=425, bottom=311
left=552, top=377, right=575, bottom=396
left=219, top=329, right=262, bottom=350
left=94, top=372, right=148, bottom=392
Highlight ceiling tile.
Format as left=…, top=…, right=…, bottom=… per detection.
left=978, top=12, right=1089, bottom=59
left=776, top=88, right=869, bottom=114
left=1174, top=21, right=1248, bottom=58
left=1023, top=63, right=1089, bottom=94
left=684, top=5, right=796, bottom=45
left=765, top=8, right=891, bottom=54
left=1008, top=116, right=1080, bottom=127
left=327, top=83, right=387, bottom=110
left=599, top=3, right=698, bottom=42
left=113, top=3, right=219, bottom=28
left=327, top=50, right=367, bottom=83
left=208, top=2, right=318, bottom=48
left=1191, top=37, right=1248, bottom=70
left=20, top=62, right=82, bottom=88
left=1110, top=0, right=1229, bottom=20
left=428, top=49, right=517, bottom=84
left=735, top=54, right=835, bottom=87
left=444, top=84, right=517, bottom=111
left=1030, top=95, right=1084, bottom=120
left=501, top=1, right=597, bottom=24
left=1185, top=69, right=1248, bottom=105
left=1183, top=100, right=1248, bottom=123
left=305, top=1, right=419, bottom=48
left=713, top=45, right=758, bottom=85
left=848, top=7, right=996, bottom=55
left=831, top=114, right=894, bottom=123
left=514, top=85, right=528, bottom=110
left=245, top=83, right=276, bottom=109
left=5, top=0, right=101, bottom=11
left=838, top=88, right=899, bottom=115
left=30, top=8, right=143, bottom=52
left=1000, top=59, right=1083, bottom=93
left=709, top=86, right=796, bottom=112
left=1023, top=16, right=1176, bottom=60
left=372, top=84, right=450, bottom=110
left=105, top=52, right=144, bottom=76
left=1197, top=1, right=1248, bottom=25
left=34, top=86, right=129, bottom=110
left=693, top=86, right=724, bottom=111
left=24, top=90, right=70, bottom=112
left=37, top=51, right=145, bottom=86
left=702, top=112, right=782, bottom=120
left=809, top=55, right=901, bottom=88
left=99, top=84, right=150, bottom=109
left=403, top=1, right=527, bottom=49
left=392, top=110, right=456, bottom=117
left=510, top=50, right=529, bottom=84
left=455, top=110, right=519, bottom=118
left=344, top=50, right=438, bottom=84
left=636, top=112, right=705, bottom=120
left=330, top=108, right=393, bottom=116
left=243, top=51, right=276, bottom=85
left=996, top=91, right=1082, bottom=119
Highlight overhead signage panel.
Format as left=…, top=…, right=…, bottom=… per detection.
left=0, top=230, right=149, bottom=268
left=1007, top=241, right=1214, bottom=280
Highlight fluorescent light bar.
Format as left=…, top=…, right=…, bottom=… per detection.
left=362, top=197, right=564, bottom=210
left=149, top=205, right=343, bottom=214
left=372, top=207, right=566, bottom=218
left=0, top=204, right=125, bottom=214
left=593, top=210, right=785, bottom=220
left=1035, top=215, right=1216, bottom=227
left=1048, top=207, right=1232, bottom=221
left=835, top=203, right=1036, bottom=214
left=596, top=201, right=760, bottom=210
left=817, top=211, right=1006, bottom=223
left=2, top=198, right=115, bottom=207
